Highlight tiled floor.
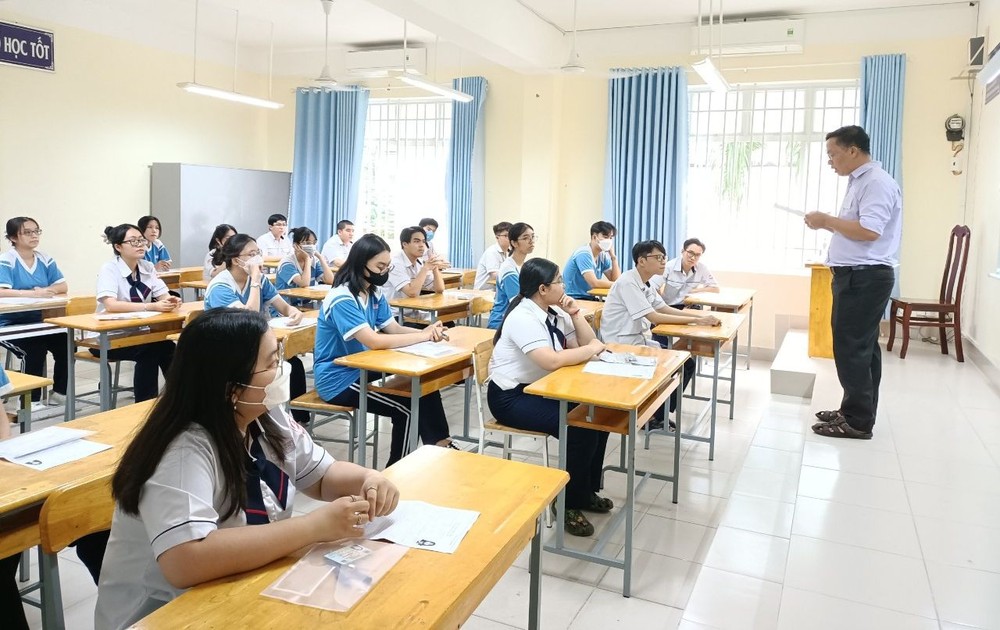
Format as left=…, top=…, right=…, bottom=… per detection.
left=13, top=340, right=1000, bottom=629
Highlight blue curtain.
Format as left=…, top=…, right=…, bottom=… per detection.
left=446, top=76, right=488, bottom=268
left=603, top=67, right=688, bottom=268
left=288, top=88, right=369, bottom=244
left=860, top=54, right=905, bottom=310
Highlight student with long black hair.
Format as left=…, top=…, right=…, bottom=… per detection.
left=487, top=222, right=535, bottom=329
left=138, top=215, right=172, bottom=272
left=95, top=224, right=181, bottom=402
left=203, top=223, right=237, bottom=281
left=487, top=257, right=610, bottom=537
left=314, top=233, right=457, bottom=466
left=275, top=226, right=334, bottom=298
left=95, top=309, right=399, bottom=629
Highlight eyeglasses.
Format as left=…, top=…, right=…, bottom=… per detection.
left=546, top=277, right=565, bottom=286
left=124, top=238, right=149, bottom=248
left=496, top=233, right=509, bottom=239
left=20, top=229, right=43, bottom=237
left=272, top=222, right=288, bottom=227
left=684, top=250, right=703, bottom=258
left=243, top=250, right=263, bottom=258
left=643, top=254, right=666, bottom=262
left=518, top=235, right=538, bottom=243
left=368, top=263, right=394, bottom=274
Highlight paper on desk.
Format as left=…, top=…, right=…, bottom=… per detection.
left=5, top=439, right=111, bottom=470
left=93, top=311, right=161, bottom=321
left=269, top=316, right=318, bottom=329
left=0, top=297, right=64, bottom=305
left=597, top=350, right=655, bottom=366
left=0, top=426, right=93, bottom=459
left=582, top=360, right=656, bottom=380
left=395, top=341, right=464, bottom=359
left=443, top=290, right=475, bottom=300
left=364, top=500, right=479, bottom=554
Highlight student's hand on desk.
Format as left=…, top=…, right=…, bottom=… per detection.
left=360, top=471, right=400, bottom=520
left=286, top=308, right=303, bottom=326
left=424, top=321, right=446, bottom=342
left=155, top=261, right=172, bottom=272
left=309, top=496, right=372, bottom=540
left=699, top=314, right=722, bottom=327
left=587, top=338, right=606, bottom=357
left=31, top=287, right=57, bottom=298
left=150, top=298, right=181, bottom=312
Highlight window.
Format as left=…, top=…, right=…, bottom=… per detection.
left=687, top=82, right=860, bottom=272
left=357, top=98, right=452, bottom=249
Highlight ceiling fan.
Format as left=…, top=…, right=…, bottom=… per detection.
left=305, top=0, right=355, bottom=90
left=560, top=0, right=585, bottom=74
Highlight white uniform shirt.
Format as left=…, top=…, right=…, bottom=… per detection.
left=473, top=243, right=505, bottom=290
left=321, top=236, right=352, bottom=264
left=95, top=257, right=169, bottom=313
left=488, top=298, right=576, bottom=390
left=256, top=231, right=293, bottom=258
left=648, top=257, right=717, bottom=306
left=94, top=409, right=333, bottom=630
left=601, top=268, right=666, bottom=347
left=203, top=251, right=219, bottom=282
left=387, top=249, right=435, bottom=318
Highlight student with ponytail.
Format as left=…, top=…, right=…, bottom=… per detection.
left=486, top=222, right=535, bottom=329
left=487, top=257, right=610, bottom=537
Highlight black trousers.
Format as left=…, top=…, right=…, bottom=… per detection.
left=287, top=356, right=308, bottom=424
left=487, top=382, right=610, bottom=510
left=1, top=332, right=68, bottom=401
left=90, top=341, right=174, bottom=403
left=831, top=266, right=895, bottom=432
left=325, top=378, right=451, bottom=467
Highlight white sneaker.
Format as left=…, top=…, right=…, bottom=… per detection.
left=48, top=392, right=66, bottom=406
left=30, top=401, right=48, bottom=412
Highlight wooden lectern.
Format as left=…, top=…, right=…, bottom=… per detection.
left=806, top=263, right=834, bottom=358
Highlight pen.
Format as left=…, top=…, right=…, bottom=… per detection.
left=440, top=331, right=450, bottom=341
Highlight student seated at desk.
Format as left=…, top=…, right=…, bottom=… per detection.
left=387, top=226, right=448, bottom=323
left=95, top=224, right=181, bottom=403
left=487, top=222, right=535, bottom=330
left=648, top=237, right=719, bottom=307
left=94, top=309, right=399, bottom=629
left=256, top=213, right=293, bottom=258
left=563, top=220, right=621, bottom=300
left=138, top=215, right=172, bottom=272
left=418, top=217, right=445, bottom=262
left=0, top=216, right=69, bottom=406
left=275, top=227, right=334, bottom=303
left=601, top=240, right=719, bottom=430
left=487, top=257, right=610, bottom=537
left=473, top=221, right=511, bottom=290
left=205, top=234, right=309, bottom=425
left=320, top=219, right=355, bottom=269
left=314, top=233, right=458, bottom=467
left=203, top=223, right=236, bottom=281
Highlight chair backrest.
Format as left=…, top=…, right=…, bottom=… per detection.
left=65, top=295, right=97, bottom=316
left=39, top=474, right=114, bottom=554
left=939, top=225, right=971, bottom=306
left=461, top=270, right=477, bottom=289
left=472, top=338, right=495, bottom=387
left=592, top=309, right=603, bottom=334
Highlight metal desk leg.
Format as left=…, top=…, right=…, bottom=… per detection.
left=98, top=333, right=111, bottom=411
left=730, top=334, right=738, bottom=420
left=710, top=341, right=720, bottom=461
left=357, top=370, right=369, bottom=468
left=406, top=376, right=421, bottom=455
left=65, top=330, right=76, bottom=421
left=673, top=381, right=682, bottom=504
left=624, top=409, right=637, bottom=598
left=746, top=301, right=754, bottom=370
left=555, top=400, right=569, bottom=549
left=17, top=391, right=32, bottom=433
left=527, top=516, right=543, bottom=630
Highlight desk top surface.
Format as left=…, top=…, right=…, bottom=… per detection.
left=0, top=297, right=69, bottom=315
left=335, top=326, right=492, bottom=376
left=389, top=292, right=474, bottom=311
left=44, top=301, right=204, bottom=332
left=5, top=370, right=54, bottom=394
left=586, top=287, right=609, bottom=298
left=0, top=400, right=154, bottom=514
left=683, top=288, right=757, bottom=309
left=178, top=280, right=209, bottom=290
left=524, top=342, right=688, bottom=409
left=278, top=285, right=332, bottom=301
left=651, top=311, right=746, bottom=342
left=134, top=446, right=568, bottom=629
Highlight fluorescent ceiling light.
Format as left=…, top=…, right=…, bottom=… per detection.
left=692, top=57, right=730, bottom=94
left=177, top=82, right=284, bottom=109
left=398, top=75, right=473, bottom=103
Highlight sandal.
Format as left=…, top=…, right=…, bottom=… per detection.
left=814, top=410, right=842, bottom=423
left=583, top=493, right=614, bottom=513
left=564, top=509, right=595, bottom=537
left=811, top=417, right=872, bottom=440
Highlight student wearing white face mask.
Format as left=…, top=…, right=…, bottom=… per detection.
left=562, top=221, right=621, bottom=300
left=275, top=227, right=334, bottom=305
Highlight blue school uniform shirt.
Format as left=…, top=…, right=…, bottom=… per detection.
left=563, top=245, right=612, bottom=299
left=144, top=240, right=171, bottom=265
left=314, top=285, right=393, bottom=401
left=0, top=369, right=11, bottom=397
left=204, top=270, right=279, bottom=312
left=487, top=257, right=521, bottom=330
left=275, top=255, right=323, bottom=291
left=0, top=249, right=65, bottom=325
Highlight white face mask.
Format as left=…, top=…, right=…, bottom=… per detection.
left=241, top=254, right=264, bottom=272
left=301, top=244, right=317, bottom=256
left=236, top=361, right=291, bottom=410
left=598, top=238, right=613, bottom=252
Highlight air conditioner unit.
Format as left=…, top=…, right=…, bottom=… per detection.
left=345, top=47, right=427, bottom=77
left=691, top=18, right=804, bottom=56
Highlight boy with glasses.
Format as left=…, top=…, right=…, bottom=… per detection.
left=649, top=237, right=719, bottom=307
left=473, top=221, right=512, bottom=290
left=256, top=213, right=293, bottom=258
left=563, top=221, right=621, bottom=300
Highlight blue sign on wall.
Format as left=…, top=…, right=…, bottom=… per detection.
left=0, top=21, right=54, bottom=71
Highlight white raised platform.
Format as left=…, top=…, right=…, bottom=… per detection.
left=770, top=330, right=820, bottom=398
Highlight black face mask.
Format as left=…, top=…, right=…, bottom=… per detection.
left=367, top=268, right=390, bottom=287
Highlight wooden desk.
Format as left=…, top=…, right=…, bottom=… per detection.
left=574, top=299, right=603, bottom=326
left=441, top=271, right=463, bottom=289
left=586, top=287, right=609, bottom=300
left=263, top=256, right=283, bottom=270
left=334, top=326, right=494, bottom=465
left=168, top=321, right=315, bottom=360
left=278, top=285, right=332, bottom=305
left=684, top=288, right=757, bottom=370
left=45, top=302, right=202, bottom=418
left=0, top=400, right=153, bottom=560
left=179, top=280, right=209, bottom=300
left=156, top=271, right=181, bottom=289
left=175, top=266, right=204, bottom=283
left=806, top=263, right=833, bottom=358
left=652, top=312, right=745, bottom=461
left=134, top=446, right=568, bottom=630
left=6, top=371, right=53, bottom=433
left=443, top=289, right=494, bottom=320
left=389, top=293, right=473, bottom=325
left=0, top=297, right=68, bottom=317
left=524, top=343, right=688, bottom=597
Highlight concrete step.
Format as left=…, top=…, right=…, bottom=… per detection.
left=770, top=330, right=819, bottom=398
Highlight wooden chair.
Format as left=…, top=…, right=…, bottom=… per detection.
left=289, top=391, right=379, bottom=468
left=887, top=225, right=971, bottom=362
left=38, top=474, right=114, bottom=630
left=66, top=296, right=132, bottom=406
left=460, top=270, right=477, bottom=289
